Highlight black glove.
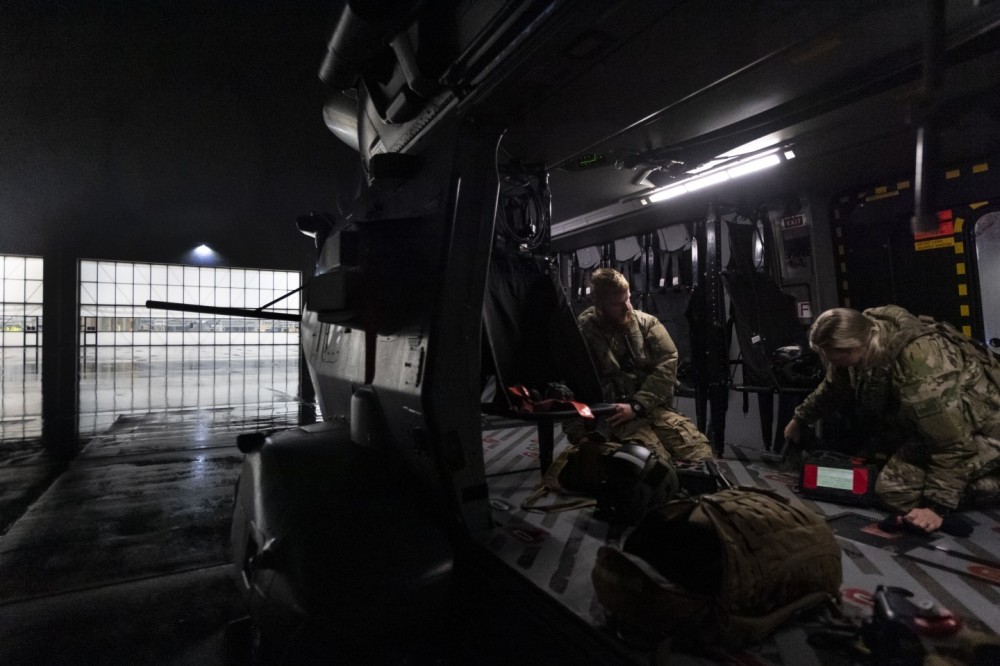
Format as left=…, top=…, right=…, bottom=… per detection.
left=939, top=513, right=974, bottom=538
left=876, top=513, right=974, bottom=538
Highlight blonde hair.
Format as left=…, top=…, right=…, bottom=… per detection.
left=590, top=267, right=630, bottom=303
left=808, top=307, right=883, bottom=366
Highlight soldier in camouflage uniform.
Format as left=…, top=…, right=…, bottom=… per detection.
left=784, top=305, right=1000, bottom=533
left=568, top=267, right=713, bottom=461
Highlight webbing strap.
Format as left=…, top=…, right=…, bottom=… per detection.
left=520, top=485, right=597, bottom=513
left=518, top=444, right=599, bottom=513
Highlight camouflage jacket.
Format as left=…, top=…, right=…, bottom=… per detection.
left=795, top=305, right=1000, bottom=507
left=577, top=307, right=678, bottom=410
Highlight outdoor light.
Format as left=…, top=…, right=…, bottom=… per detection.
left=187, top=244, right=221, bottom=265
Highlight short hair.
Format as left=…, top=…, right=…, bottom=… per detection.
left=590, top=267, right=630, bottom=303
left=808, top=307, right=881, bottom=361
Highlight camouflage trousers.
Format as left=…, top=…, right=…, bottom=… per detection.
left=565, top=406, right=713, bottom=462
left=875, top=433, right=1000, bottom=512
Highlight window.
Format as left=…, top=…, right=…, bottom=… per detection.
left=77, top=260, right=303, bottom=436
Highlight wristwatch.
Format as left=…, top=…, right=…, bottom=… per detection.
left=629, top=400, right=645, bottom=417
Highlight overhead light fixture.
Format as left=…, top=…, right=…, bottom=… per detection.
left=554, top=145, right=795, bottom=238
left=645, top=148, right=788, bottom=204
left=194, top=244, right=213, bottom=257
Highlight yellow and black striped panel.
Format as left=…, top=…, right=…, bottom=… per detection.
left=830, top=159, right=992, bottom=336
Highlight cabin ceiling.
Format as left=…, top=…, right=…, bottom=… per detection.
left=318, top=0, right=1000, bottom=240
left=485, top=0, right=1000, bottom=226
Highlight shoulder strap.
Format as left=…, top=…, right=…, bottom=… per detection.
left=520, top=485, right=597, bottom=513
left=519, top=444, right=599, bottom=513
left=881, top=315, right=936, bottom=362
left=922, top=316, right=1000, bottom=388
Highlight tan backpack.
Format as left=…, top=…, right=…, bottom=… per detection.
left=591, top=487, right=842, bottom=646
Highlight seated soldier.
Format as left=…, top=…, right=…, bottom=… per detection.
left=784, top=305, right=1000, bottom=533
left=567, top=267, right=713, bottom=461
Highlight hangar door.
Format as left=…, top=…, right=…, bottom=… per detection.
left=78, top=260, right=302, bottom=436
left=0, top=255, right=43, bottom=442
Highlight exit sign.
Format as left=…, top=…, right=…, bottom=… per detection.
left=782, top=215, right=806, bottom=229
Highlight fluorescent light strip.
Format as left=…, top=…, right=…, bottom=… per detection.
left=646, top=151, right=786, bottom=203
left=647, top=185, right=686, bottom=203
left=727, top=153, right=781, bottom=177
left=684, top=170, right=730, bottom=192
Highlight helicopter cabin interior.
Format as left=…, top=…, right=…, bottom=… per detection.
left=223, top=1, right=1000, bottom=664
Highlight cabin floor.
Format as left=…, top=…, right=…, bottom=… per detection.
left=478, top=418, right=1000, bottom=665
left=1, top=404, right=998, bottom=664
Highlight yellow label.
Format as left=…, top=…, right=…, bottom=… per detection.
left=914, top=237, right=955, bottom=251
left=954, top=241, right=965, bottom=254
left=946, top=169, right=960, bottom=179
left=866, top=191, right=899, bottom=202
left=960, top=305, right=970, bottom=317
left=956, top=263, right=966, bottom=275
left=897, top=180, right=911, bottom=190
left=955, top=217, right=964, bottom=233
left=963, top=325, right=973, bottom=337
left=970, top=202, right=989, bottom=210
left=972, top=163, right=988, bottom=174
left=958, top=284, right=968, bottom=296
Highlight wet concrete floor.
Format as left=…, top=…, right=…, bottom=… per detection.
left=0, top=404, right=304, bottom=665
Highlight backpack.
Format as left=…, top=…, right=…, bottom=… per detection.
left=591, top=487, right=842, bottom=646
left=915, top=315, right=1000, bottom=385
left=869, top=308, right=1000, bottom=379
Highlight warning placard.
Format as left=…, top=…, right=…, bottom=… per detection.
left=914, top=237, right=955, bottom=251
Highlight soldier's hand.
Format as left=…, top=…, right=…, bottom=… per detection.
left=606, top=402, right=637, bottom=427
left=902, top=507, right=944, bottom=533
left=783, top=418, right=801, bottom=444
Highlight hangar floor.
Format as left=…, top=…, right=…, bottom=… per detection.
left=0, top=403, right=306, bottom=665
left=1, top=396, right=998, bottom=664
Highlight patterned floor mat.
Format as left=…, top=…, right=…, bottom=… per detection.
left=476, top=424, right=1000, bottom=664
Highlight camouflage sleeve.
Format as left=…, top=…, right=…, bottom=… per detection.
left=793, top=365, right=854, bottom=424
left=634, top=318, right=678, bottom=409
left=894, top=335, right=976, bottom=509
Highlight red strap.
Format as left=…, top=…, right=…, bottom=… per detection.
left=507, top=385, right=594, bottom=419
